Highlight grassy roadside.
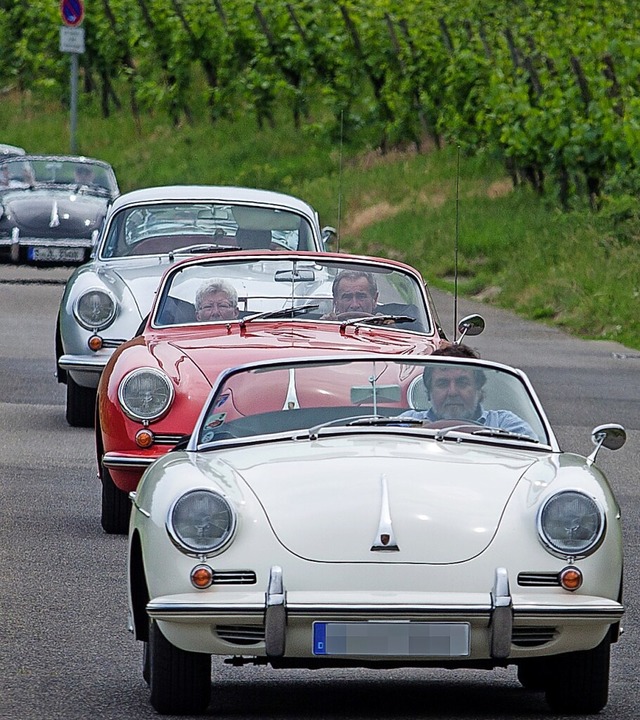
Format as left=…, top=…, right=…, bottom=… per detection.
left=2, top=92, right=639, bottom=349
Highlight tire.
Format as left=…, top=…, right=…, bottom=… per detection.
left=100, top=465, right=131, bottom=534
left=149, top=620, right=211, bottom=715
left=545, top=636, right=611, bottom=714
left=142, top=641, right=150, bottom=685
left=517, top=658, right=549, bottom=691
left=66, top=376, right=96, bottom=428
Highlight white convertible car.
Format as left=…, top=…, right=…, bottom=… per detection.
left=127, top=354, right=626, bottom=715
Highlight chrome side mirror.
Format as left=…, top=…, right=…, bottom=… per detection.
left=321, top=226, right=337, bottom=249
left=456, top=314, right=485, bottom=343
left=587, top=423, right=626, bottom=465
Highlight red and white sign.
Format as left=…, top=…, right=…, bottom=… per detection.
left=60, top=0, right=84, bottom=27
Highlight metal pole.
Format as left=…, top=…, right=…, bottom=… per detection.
left=70, top=52, right=78, bottom=154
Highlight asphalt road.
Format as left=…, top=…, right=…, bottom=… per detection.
left=0, top=265, right=638, bottom=719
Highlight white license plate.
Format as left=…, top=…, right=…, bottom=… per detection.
left=312, top=621, right=470, bottom=657
left=28, top=246, right=85, bottom=262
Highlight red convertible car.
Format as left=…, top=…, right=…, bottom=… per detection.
left=96, top=250, right=480, bottom=533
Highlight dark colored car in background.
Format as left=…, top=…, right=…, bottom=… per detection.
left=0, top=154, right=119, bottom=265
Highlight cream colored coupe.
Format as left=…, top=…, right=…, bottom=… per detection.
left=127, top=354, right=626, bottom=715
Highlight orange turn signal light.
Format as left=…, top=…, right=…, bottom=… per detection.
left=88, top=335, right=103, bottom=351
left=135, top=428, right=155, bottom=448
left=559, top=566, right=583, bottom=591
left=191, top=564, right=214, bottom=589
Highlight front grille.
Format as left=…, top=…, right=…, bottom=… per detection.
left=517, top=572, right=560, bottom=587
left=212, top=570, right=256, bottom=585
left=512, top=626, right=558, bottom=647
left=216, top=625, right=265, bottom=645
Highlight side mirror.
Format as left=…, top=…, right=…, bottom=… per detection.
left=321, top=226, right=337, bottom=249
left=587, top=423, right=626, bottom=465
left=456, top=314, right=485, bottom=342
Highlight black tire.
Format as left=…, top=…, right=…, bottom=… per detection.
left=142, top=641, right=150, bottom=685
left=545, top=636, right=611, bottom=714
left=100, top=465, right=131, bottom=534
left=149, top=620, right=211, bottom=715
left=517, top=658, right=549, bottom=691
left=66, top=376, right=96, bottom=428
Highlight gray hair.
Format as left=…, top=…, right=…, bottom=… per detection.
left=195, top=279, right=238, bottom=310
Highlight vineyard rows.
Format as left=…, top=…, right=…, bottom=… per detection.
left=1, top=0, right=638, bottom=206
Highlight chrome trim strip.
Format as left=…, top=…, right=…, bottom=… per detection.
left=282, top=369, right=300, bottom=410
left=146, top=602, right=624, bottom=621
left=371, top=474, right=399, bottom=552
left=264, top=566, right=286, bottom=657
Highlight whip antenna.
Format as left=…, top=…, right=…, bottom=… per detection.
left=453, top=145, right=460, bottom=341
left=336, top=109, right=344, bottom=252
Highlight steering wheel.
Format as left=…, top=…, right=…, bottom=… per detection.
left=335, top=311, right=376, bottom=321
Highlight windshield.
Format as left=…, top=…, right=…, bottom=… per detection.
left=99, top=202, right=317, bottom=258
left=0, top=157, right=117, bottom=195
left=152, top=257, right=431, bottom=332
left=196, top=357, right=550, bottom=446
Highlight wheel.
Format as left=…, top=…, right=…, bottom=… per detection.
left=517, top=658, right=549, bottom=691
left=100, top=465, right=131, bottom=534
left=544, top=636, right=611, bottom=713
left=66, top=376, right=96, bottom=428
left=149, top=619, right=211, bottom=715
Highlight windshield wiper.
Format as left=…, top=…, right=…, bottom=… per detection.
left=470, top=427, right=539, bottom=443
left=305, top=414, right=423, bottom=440
left=171, top=242, right=236, bottom=255
left=341, top=314, right=416, bottom=327
left=435, top=424, right=539, bottom=443
left=241, top=303, right=319, bottom=324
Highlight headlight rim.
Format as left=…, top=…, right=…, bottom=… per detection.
left=73, top=286, right=117, bottom=330
left=167, top=488, right=237, bottom=558
left=537, top=489, right=606, bottom=560
left=118, top=367, right=175, bottom=423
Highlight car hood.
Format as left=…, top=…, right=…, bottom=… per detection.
left=198, top=436, right=539, bottom=564
left=3, top=189, right=108, bottom=235
left=162, top=325, right=438, bottom=378
left=104, top=260, right=175, bottom=318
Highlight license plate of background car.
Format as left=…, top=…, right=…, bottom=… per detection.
left=28, top=246, right=85, bottom=262
left=312, top=621, right=470, bottom=656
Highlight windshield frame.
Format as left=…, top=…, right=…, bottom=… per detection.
left=188, top=354, right=557, bottom=453
left=149, top=253, right=435, bottom=334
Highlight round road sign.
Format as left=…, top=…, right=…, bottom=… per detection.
left=60, top=0, right=84, bottom=27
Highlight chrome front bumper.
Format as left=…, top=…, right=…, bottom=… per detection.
left=147, top=566, right=624, bottom=662
left=58, top=353, right=109, bottom=375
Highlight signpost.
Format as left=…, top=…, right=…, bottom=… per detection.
left=59, top=0, right=85, bottom=154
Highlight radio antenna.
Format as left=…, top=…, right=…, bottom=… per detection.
left=453, top=144, right=461, bottom=341
left=336, top=110, right=344, bottom=252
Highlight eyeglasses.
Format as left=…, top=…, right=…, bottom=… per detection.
left=198, top=302, right=233, bottom=312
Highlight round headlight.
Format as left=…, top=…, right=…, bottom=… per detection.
left=118, top=368, right=174, bottom=422
left=74, top=289, right=116, bottom=330
left=538, top=490, right=605, bottom=558
left=168, top=490, right=236, bottom=556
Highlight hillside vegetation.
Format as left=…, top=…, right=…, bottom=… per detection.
left=1, top=1, right=639, bottom=348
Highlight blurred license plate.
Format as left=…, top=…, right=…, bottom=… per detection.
left=312, top=621, right=470, bottom=657
left=29, top=246, right=85, bottom=262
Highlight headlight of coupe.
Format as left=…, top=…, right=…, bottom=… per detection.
left=537, top=490, right=605, bottom=558
left=118, top=368, right=174, bottom=422
left=74, top=288, right=116, bottom=330
left=168, top=489, right=236, bottom=556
